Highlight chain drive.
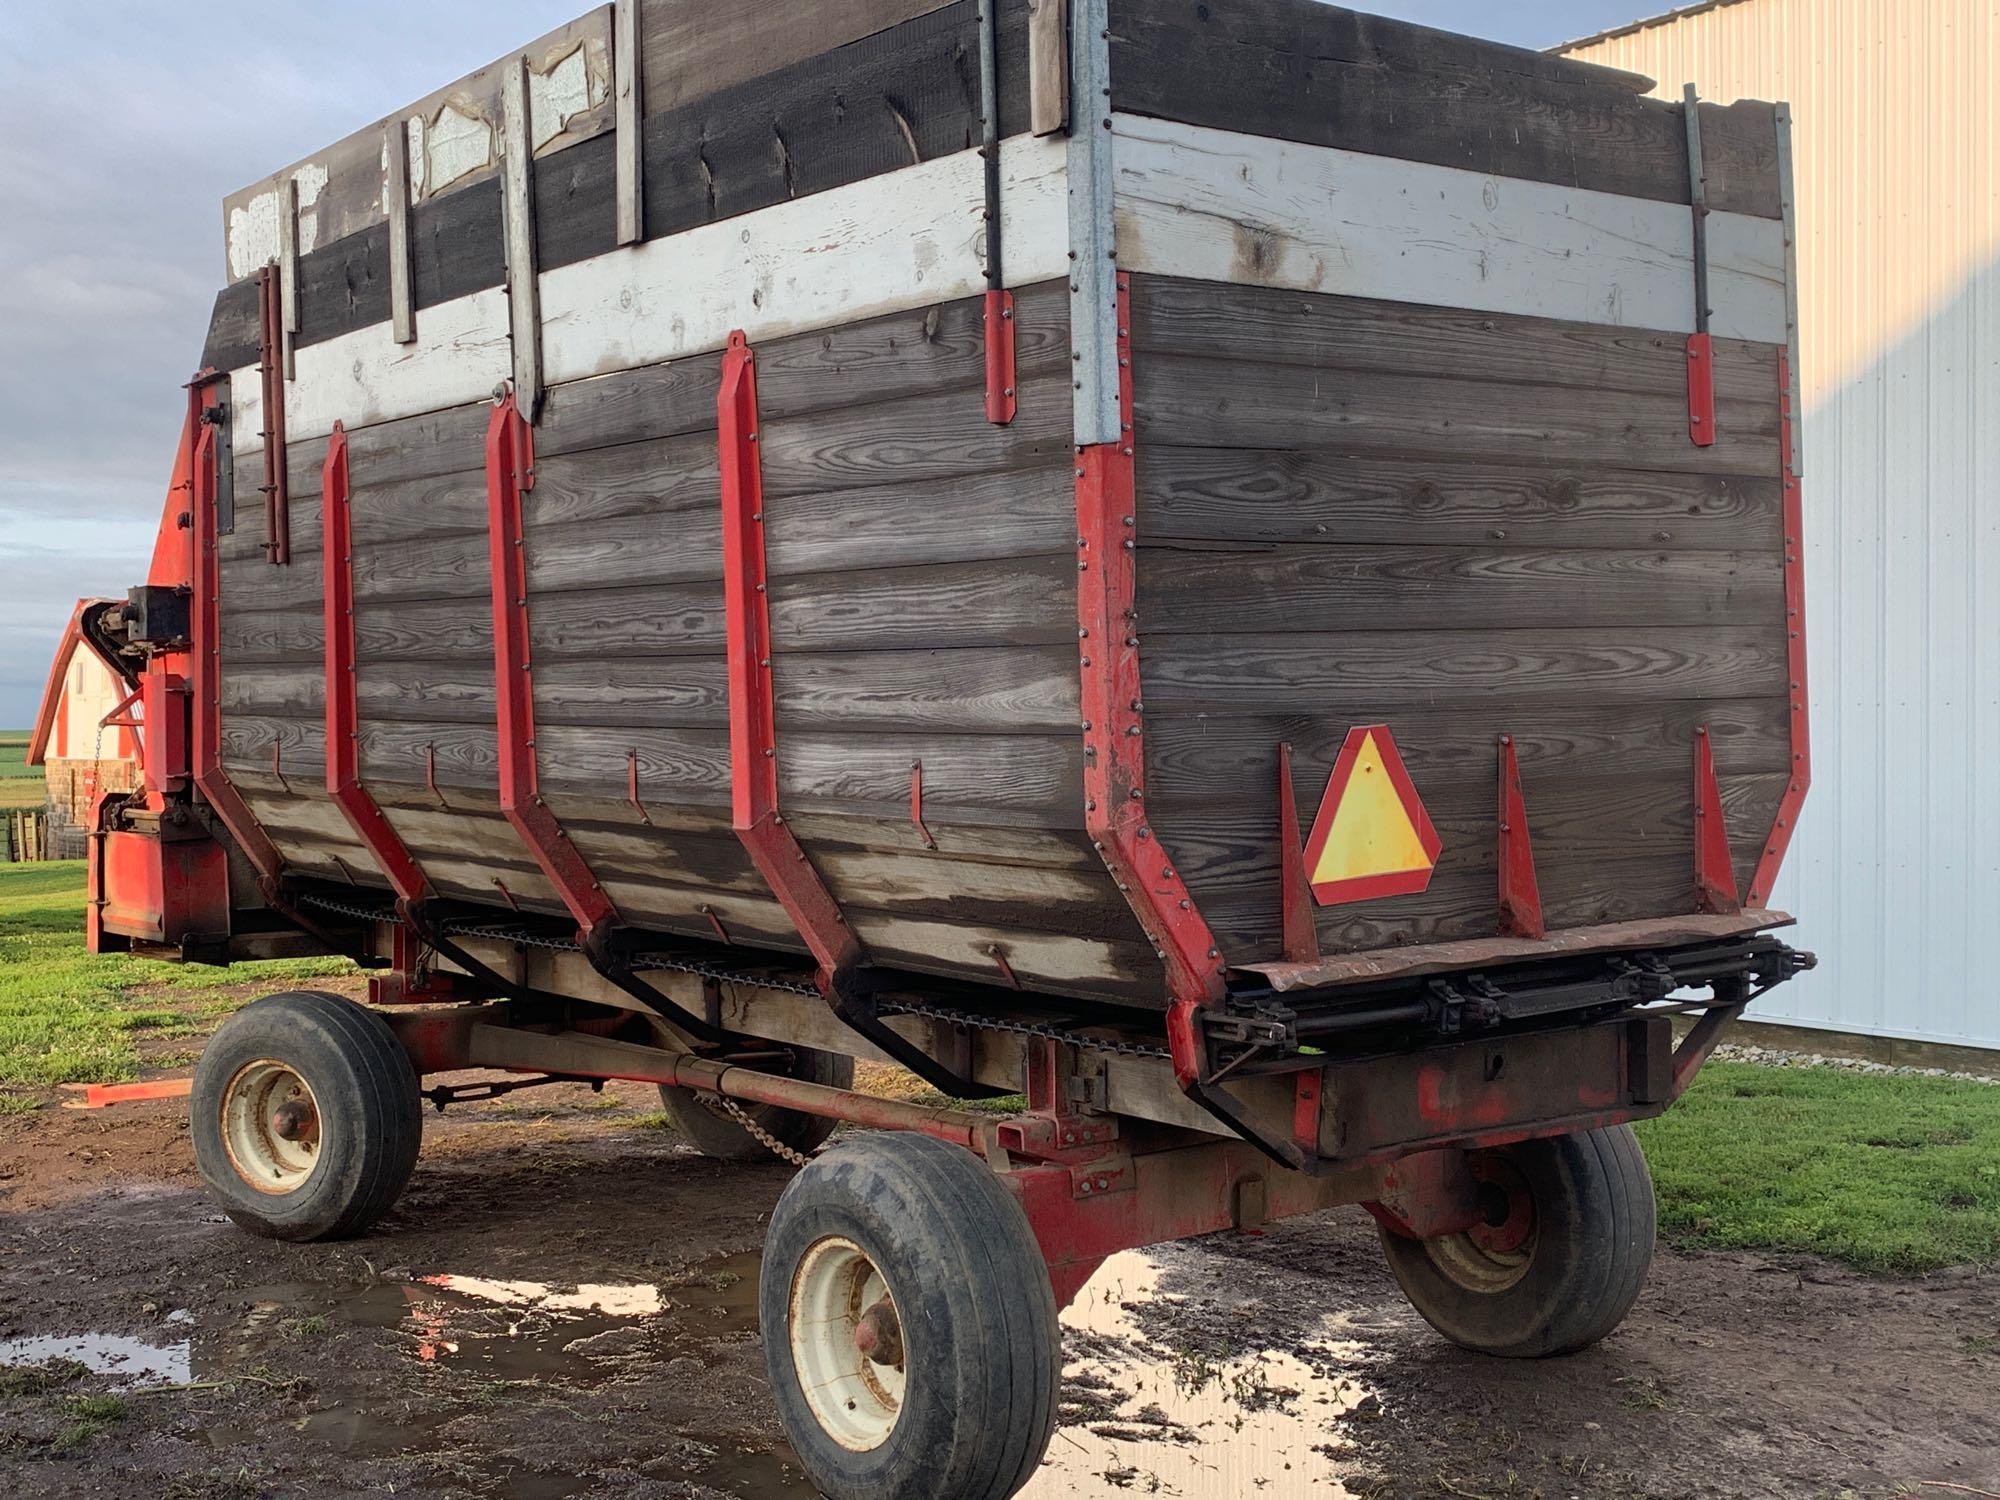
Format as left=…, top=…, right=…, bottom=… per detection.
left=297, top=893, right=1170, bottom=1058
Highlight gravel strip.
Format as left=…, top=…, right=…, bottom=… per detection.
left=1713, top=1040, right=2000, bottom=1086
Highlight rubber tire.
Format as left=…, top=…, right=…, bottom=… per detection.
left=1379, top=1124, right=1656, bottom=1358
left=761, top=1132, right=1060, bottom=1500
left=191, top=990, right=423, bottom=1243
left=656, top=1046, right=853, bottom=1161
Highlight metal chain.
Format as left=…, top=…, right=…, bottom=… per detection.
left=712, top=1094, right=814, bottom=1167
left=296, top=895, right=1168, bottom=1057
left=876, top=996, right=1175, bottom=1061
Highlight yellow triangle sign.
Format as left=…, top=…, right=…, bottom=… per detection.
left=1302, top=726, right=1442, bottom=905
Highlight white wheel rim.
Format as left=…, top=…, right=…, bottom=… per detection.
left=788, top=1236, right=905, bottom=1451
left=219, top=1059, right=322, bottom=1195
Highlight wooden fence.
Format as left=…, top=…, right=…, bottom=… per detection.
left=3, top=809, right=52, bottom=862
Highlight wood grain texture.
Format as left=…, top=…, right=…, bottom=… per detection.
left=1108, top=0, right=1780, bottom=216
left=765, top=463, right=1075, bottom=575
left=1134, top=351, right=1780, bottom=478
left=1111, top=114, right=1786, bottom=344
left=782, top=731, right=1082, bottom=824
left=773, top=647, right=1079, bottom=732
left=639, top=0, right=955, bottom=114
left=526, top=581, right=725, bottom=660
left=524, top=431, right=719, bottom=532
left=753, top=279, right=1070, bottom=420
left=1137, top=447, right=1784, bottom=552
left=757, top=369, right=1073, bottom=499
left=1138, top=544, right=1783, bottom=634
left=1130, top=274, right=1782, bottom=405
left=1138, top=627, right=1788, bottom=713
left=769, top=555, right=1078, bottom=652
left=1146, top=697, right=1792, bottom=797
left=205, top=1, right=1023, bottom=372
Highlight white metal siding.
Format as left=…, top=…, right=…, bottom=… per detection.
left=1565, top=0, right=2000, bottom=1050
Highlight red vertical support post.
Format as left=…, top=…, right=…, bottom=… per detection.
left=1691, top=725, right=1741, bottom=914
left=187, top=374, right=287, bottom=888
left=484, top=393, right=620, bottom=939
left=255, top=266, right=291, bottom=564
left=323, top=423, right=432, bottom=906
left=716, top=332, right=862, bottom=987
left=1077, top=275, right=1227, bottom=1092
left=1276, top=743, right=1320, bottom=964
left=1749, top=352, right=1811, bottom=906
left=1683, top=84, right=1716, bottom=448
left=1495, top=735, right=1545, bottom=940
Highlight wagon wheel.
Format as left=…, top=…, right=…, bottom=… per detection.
left=760, top=1132, right=1060, bottom=1500
left=1378, top=1124, right=1656, bottom=1357
left=655, top=1044, right=852, bottom=1162
left=191, top=990, right=423, bottom=1242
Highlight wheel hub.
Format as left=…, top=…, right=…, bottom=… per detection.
left=854, top=1297, right=904, bottom=1367
left=1423, top=1150, right=1537, bottom=1292
left=219, top=1060, right=323, bottom=1195
left=789, top=1236, right=906, bottom=1451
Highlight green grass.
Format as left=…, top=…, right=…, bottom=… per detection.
left=0, top=734, right=36, bottom=779
left=1637, top=1060, right=2000, bottom=1273
left=0, top=862, right=351, bottom=1094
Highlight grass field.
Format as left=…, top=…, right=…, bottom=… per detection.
left=0, top=733, right=40, bottom=810
left=0, top=861, right=350, bottom=1112
left=0, top=861, right=1994, bottom=1272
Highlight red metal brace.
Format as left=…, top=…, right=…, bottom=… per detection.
left=1748, top=351, right=1811, bottom=906
left=254, top=266, right=291, bottom=564
left=188, top=373, right=288, bottom=890
left=909, top=759, right=938, bottom=850
left=485, top=392, right=621, bottom=938
left=324, top=423, right=433, bottom=906
left=984, top=289, right=1017, bottom=426
left=1496, top=734, right=1545, bottom=940
left=1691, top=726, right=1741, bottom=914
left=717, top=332, right=863, bottom=987
left=1276, top=743, right=1321, bottom=964
left=1686, top=333, right=1716, bottom=447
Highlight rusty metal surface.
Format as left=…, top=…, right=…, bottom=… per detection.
left=1241, top=910, right=1793, bottom=992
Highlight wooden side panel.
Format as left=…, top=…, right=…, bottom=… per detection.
left=746, top=283, right=1156, bottom=998
left=1108, top=0, right=1781, bottom=217
left=1131, top=275, right=1791, bottom=961
left=204, top=0, right=1037, bottom=374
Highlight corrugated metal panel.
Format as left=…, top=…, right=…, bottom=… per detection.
left=1565, top=0, right=2000, bottom=1051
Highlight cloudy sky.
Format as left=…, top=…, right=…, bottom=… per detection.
left=0, top=0, right=1649, bottom=727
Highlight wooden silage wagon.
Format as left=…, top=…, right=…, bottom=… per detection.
left=86, top=2, right=1815, bottom=1493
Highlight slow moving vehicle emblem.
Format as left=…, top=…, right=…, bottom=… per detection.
left=1303, top=725, right=1442, bottom=905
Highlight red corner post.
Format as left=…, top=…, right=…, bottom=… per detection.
left=1691, top=725, right=1741, bottom=913
left=716, top=332, right=862, bottom=986
left=1748, top=352, right=1811, bottom=906
left=484, top=393, right=619, bottom=938
left=323, top=424, right=431, bottom=906
left=1076, top=275, right=1227, bottom=1085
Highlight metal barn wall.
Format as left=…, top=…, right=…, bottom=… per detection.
left=1564, top=0, right=2000, bottom=1050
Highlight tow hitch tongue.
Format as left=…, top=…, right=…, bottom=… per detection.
left=854, top=1298, right=904, bottom=1367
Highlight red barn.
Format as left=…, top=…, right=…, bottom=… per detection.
left=26, top=600, right=140, bottom=855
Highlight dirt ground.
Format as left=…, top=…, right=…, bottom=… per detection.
left=2, top=1069, right=1996, bottom=1500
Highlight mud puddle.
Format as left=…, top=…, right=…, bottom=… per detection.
left=1025, top=1248, right=1374, bottom=1497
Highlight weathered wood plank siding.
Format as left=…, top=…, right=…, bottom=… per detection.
left=203, top=0, right=1036, bottom=373
left=1107, top=0, right=1781, bottom=218
left=1130, top=274, right=1791, bottom=960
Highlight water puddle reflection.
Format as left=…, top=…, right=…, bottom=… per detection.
left=0, top=1330, right=192, bottom=1387
left=1021, top=1249, right=1374, bottom=1498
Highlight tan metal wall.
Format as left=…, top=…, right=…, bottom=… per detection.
left=1564, top=0, right=2000, bottom=1049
